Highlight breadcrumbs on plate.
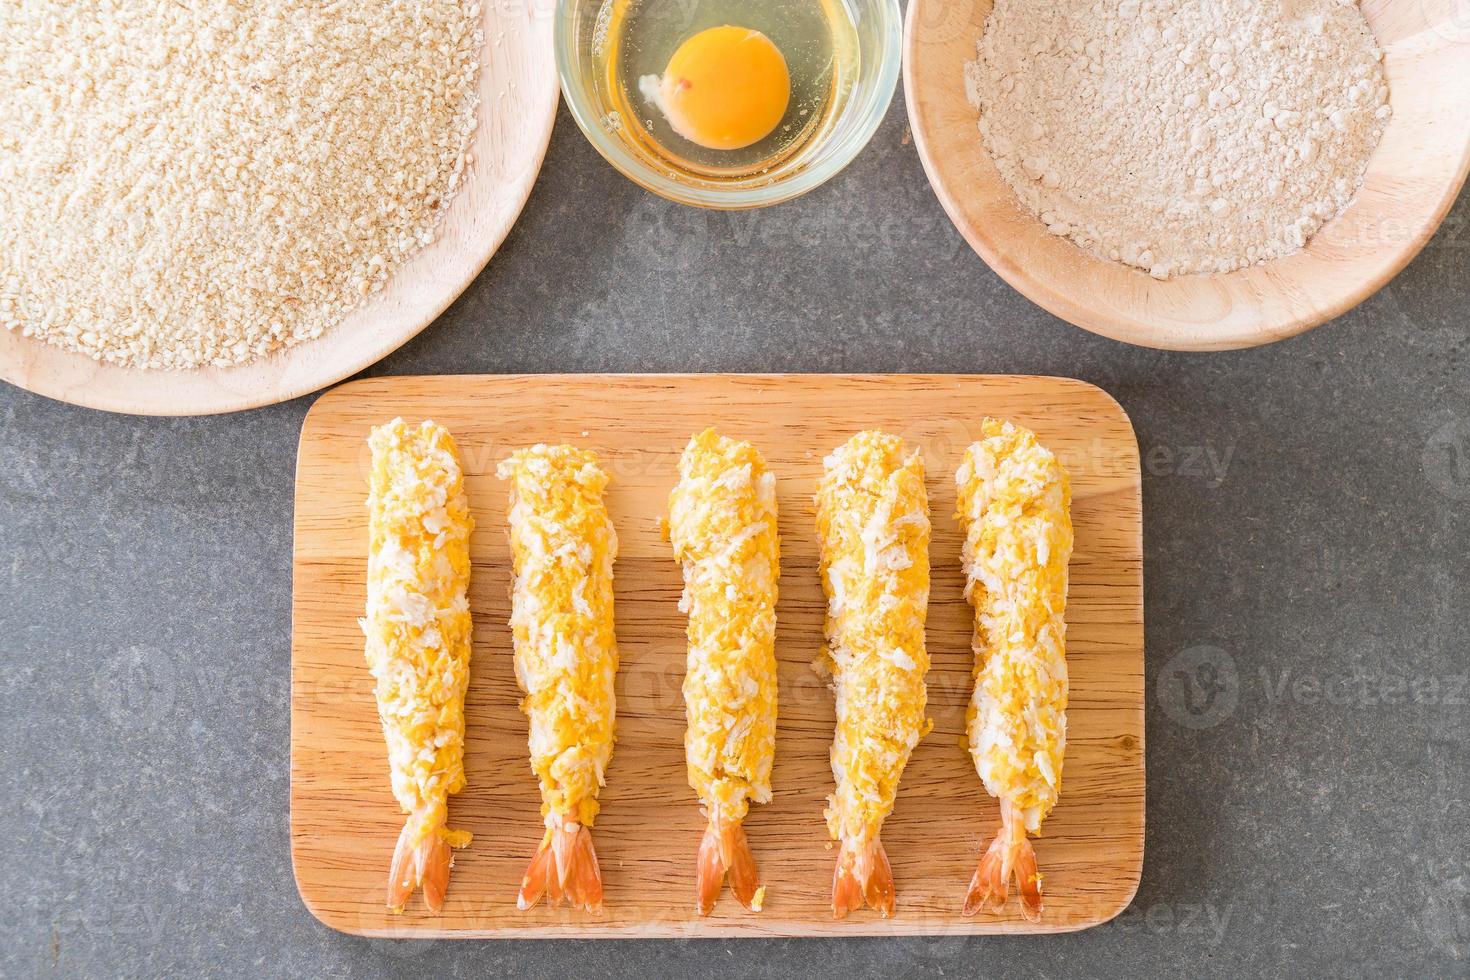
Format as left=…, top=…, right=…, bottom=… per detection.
left=0, top=0, right=483, bottom=370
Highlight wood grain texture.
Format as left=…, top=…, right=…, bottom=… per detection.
left=904, top=0, right=1470, bottom=351
left=290, top=374, right=1145, bottom=938
left=0, top=6, right=557, bottom=417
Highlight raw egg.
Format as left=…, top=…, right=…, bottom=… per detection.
left=644, top=26, right=790, bottom=151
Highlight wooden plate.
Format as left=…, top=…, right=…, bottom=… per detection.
left=290, top=374, right=1145, bottom=938
left=904, top=0, right=1470, bottom=350
left=0, top=8, right=557, bottom=416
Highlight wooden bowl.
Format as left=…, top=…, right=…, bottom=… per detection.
left=0, top=4, right=558, bottom=416
left=904, top=0, right=1470, bottom=351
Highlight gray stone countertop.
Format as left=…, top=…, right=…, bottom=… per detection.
left=4, top=94, right=1468, bottom=978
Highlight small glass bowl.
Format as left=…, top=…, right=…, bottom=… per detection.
left=555, top=0, right=901, bottom=210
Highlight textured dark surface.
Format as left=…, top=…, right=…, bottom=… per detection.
left=4, top=91, right=1469, bottom=979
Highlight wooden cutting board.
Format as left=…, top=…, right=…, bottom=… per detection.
left=291, top=374, right=1144, bottom=938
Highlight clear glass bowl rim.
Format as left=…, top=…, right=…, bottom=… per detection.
left=553, top=0, right=903, bottom=210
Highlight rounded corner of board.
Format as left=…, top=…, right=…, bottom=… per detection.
left=290, top=849, right=370, bottom=937
left=1072, top=858, right=1146, bottom=933
left=301, top=376, right=379, bottom=426
left=1057, top=376, right=1136, bottom=429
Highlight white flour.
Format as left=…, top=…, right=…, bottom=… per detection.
left=965, top=0, right=1391, bottom=279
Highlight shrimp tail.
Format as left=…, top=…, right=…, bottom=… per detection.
left=831, top=835, right=895, bottom=919
left=386, top=815, right=452, bottom=914
left=1014, top=836, right=1043, bottom=922
left=962, top=830, right=1009, bottom=917
left=696, top=817, right=762, bottom=915
left=963, top=812, right=1043, bottom=921
left=518, top=819, right=604, bottom=913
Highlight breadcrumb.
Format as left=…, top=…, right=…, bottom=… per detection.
left=0, top=0, right=483, bottom=369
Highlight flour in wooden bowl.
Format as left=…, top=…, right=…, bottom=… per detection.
left=0, top=1, right=482, bottom=369
left=964, top=0, right=1391, bottom=279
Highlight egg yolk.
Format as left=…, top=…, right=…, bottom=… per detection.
left=657, top=26, right=790, bottom=151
